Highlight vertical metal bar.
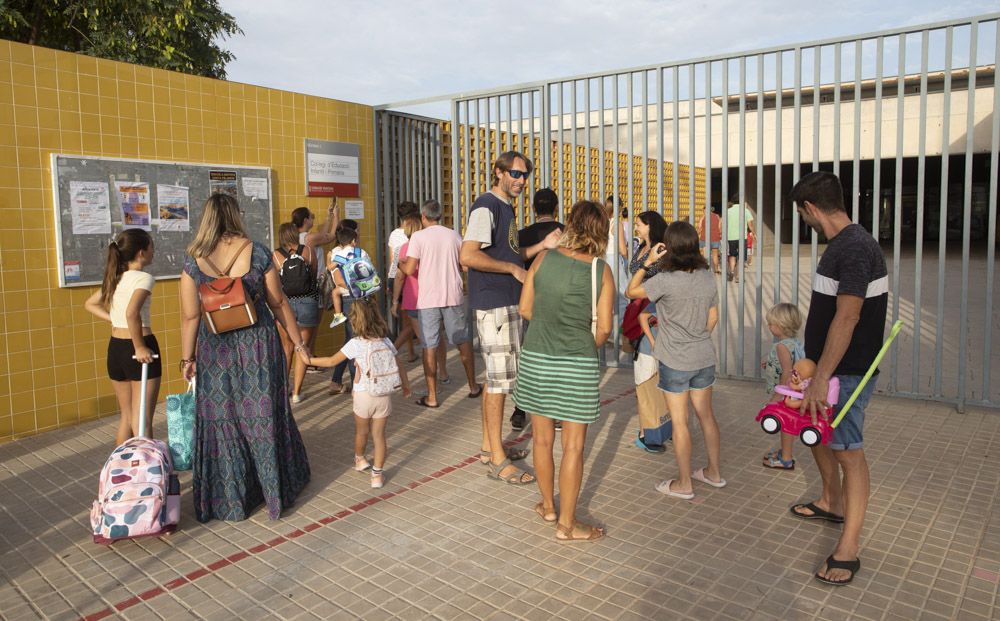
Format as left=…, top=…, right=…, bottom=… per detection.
left=755, top=53, right=765, bottom=376
left=540, top=86, right=550, bottom=193
left=495, top=95, right=502, bottom=164
left=890, top=34, right=906, bottom=393
left=434, top=122, right=443, bottom=209
left=373, top=111, right=386, bottom=313
left=450, top=101, right=461, bottom=229
left=873, top=38, right=884, bottom=244
left=585, top=79, right=592, bottom=204
left=912, top=31, right=929, bottom=393
left=472, top=102, right=481, bottom=201
left=773, top=52, right=783, bottom=305
left=656, top=68, right=664, bottom=216
left=483, top=98, right=492, bottom=195
left=410, top=118, right=418, bottom=203
left=571, top=81, right=578, bottom=203
left=737, top=56, right=747, bottom=374
left=557, top=84, right=564, bottom=205
left=853, top=40, right=862, bottom=221
left=792, top=47, right=802, bottom=306
left=528, top=90, right=536, bottom=223
left=984, top=20, right=1000, bottom=403
left=934, top=27, right=953, bottom=398
left=599, top=77, right=606, bottom=209
left=690, top=65, right=697, bottom=221
left=627, top=73, right=635, bottom=252
left=612, top=74, right=622, bottom=358
left=517, top=92, right=527, bottom=227
left=710, top=60, right=726, bottom=374
left=958, top=21, right=979, bottom=411
left=672, top=67, right=680, bottom=221
left=810, top=46, right=820, bottom=276
left=834, top=43, right=841, bottom=178
left=642, top=70, right=649, bottom=214
left=462, top=102, right=472, bottom=228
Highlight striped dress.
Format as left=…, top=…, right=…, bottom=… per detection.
left=513, top=250, right=605, bottom=423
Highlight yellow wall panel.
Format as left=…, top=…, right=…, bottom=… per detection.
left=0, top=41, right=377, bottom=442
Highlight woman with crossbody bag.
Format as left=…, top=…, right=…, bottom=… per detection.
left=179, top=193, right=312, bottom=523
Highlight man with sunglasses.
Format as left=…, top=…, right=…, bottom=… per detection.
left=461, top=151, right=559, bottom=485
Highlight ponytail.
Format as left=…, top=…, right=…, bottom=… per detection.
left=99, top=230, right=153, bottom=309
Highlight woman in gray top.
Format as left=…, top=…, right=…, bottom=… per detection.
left=626, top=221, right=725, bottom=501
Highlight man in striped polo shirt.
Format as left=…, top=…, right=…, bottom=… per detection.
left=788, top=171, right=888, bottom=587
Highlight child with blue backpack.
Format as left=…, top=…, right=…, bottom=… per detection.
left=327, top=224, right=380, bottom=394
left=761, top=303, right=805, bottom=469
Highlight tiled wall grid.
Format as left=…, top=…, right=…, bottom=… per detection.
left=0, top=41, right=378, bottom=442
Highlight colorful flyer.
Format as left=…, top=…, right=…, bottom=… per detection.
left=68, top=180, right=112, bottom=235
left=209, top=170, right=238, bottom=198
left=156, top=184, right=190, bottom=232
left=115, top=181, right=151, bottom=230
left=64, top=260, right=81, bottom=283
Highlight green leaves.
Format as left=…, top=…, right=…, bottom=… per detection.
left=0, top=0, right=242, bottom=79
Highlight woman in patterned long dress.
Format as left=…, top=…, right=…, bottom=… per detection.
left=513, top=200, right=615, bottom=543
left=180, top=194, right=311, bottom=522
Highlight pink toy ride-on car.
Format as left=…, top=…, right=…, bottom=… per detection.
left=755, top=377, right=840, bottom=447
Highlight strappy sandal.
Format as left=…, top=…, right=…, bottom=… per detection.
left=555, top=521, right=605, bottom=543
left=486, top=458, right=535, bottom=485
left=534, top=502, right=557, bottom=523
left=479, top=448, right=529, bottom=465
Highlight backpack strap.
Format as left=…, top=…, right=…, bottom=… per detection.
left=204, top=239, right=252, bottom=277
left=296, top=244, right=310, bottom=264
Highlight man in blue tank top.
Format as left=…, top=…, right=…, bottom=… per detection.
left=461, top=151, right=559, bottom=485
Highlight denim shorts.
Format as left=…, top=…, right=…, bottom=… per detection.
left=657, top=362, right=716, bottom=393
left=699, top=241, right=721, bottom=249
left=829, top=374, right=876, bottom=451
left=289, top=295, right=320, bottom=327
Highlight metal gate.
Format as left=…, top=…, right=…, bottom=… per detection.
left=375, top=12, right=1000, bottom=410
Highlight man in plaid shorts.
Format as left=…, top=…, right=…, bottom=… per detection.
left=460, top=151, right=560, bottom=485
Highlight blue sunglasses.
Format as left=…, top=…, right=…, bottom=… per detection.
left=507, top=169, right=530, bottom=179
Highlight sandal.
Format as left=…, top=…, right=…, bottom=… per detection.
left=763, top=451, right=795, bottom=470
left=815, top=555, right=860, bottom=586
left=486, top=458, right=535, bottom=485
left=479, top=447, right=529, bottom=465
left=534, top=502, right=557, bottom=523
left=555, top=521, right=605, bottom=543
left=415, top=396, right=440, bottom=408
left=467, top=384, right=483, bottom=398
left=790, top=502, right=844, bottom=524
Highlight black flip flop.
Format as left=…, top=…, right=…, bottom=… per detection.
left=467, top=384, right=483, bottom=398
left=815, top=555, right=860, bottom=586
left=790, top=502, right=845, bottom=524
left=415, top=396, right=439, bottom=408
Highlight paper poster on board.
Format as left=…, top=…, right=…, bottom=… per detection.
left=242, top=177, right=268, bottom=199
left=115, top=181, right=151, bottom=230
left=156, top=184, right=190, bottom=232
left=68, top=180, right=112, bottom=235
left=305, top=139, right=360, bottom=197
left=209, top=170, right=238, bottom=198
left=344, top=200, right=364, bottom=220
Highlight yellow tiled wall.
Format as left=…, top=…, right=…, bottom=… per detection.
left=0, top=41, right=377, bottom=442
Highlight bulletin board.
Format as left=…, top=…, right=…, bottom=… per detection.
left=50, top=154, right=274, bottom=287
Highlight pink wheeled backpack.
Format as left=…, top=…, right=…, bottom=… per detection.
left=90, top=358, right=181, bottom=544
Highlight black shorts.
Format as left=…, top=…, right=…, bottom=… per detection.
left=727, top=240, right=743, bottom=257
left=107, top=335, right=162, bottom=381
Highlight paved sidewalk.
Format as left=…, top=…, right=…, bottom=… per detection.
left=1, top=360, right=998, bottom=620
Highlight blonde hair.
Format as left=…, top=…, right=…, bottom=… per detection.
left=277, top=222, right=300, bottom=249
left=401, top=215, right=422, bottom=238
left=349, top=297, right=389, bottom=340
left=559, top=200, right=607, bottom=257
left=766, top=303, right=803, bottom=338
left=187, top=194, right=248, bottom=257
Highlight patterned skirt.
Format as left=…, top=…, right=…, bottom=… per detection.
left=512, top=349, right=601, bottom=424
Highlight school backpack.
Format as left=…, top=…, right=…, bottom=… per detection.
left=622, top=297, right=654, bottom=342
left=364, top=339, right=401, bottom=396
left=277, top=245, right=313, bottom=297
left=333, top=247, right=381, bottom=298
left=90, top=436, right=181, bottom=544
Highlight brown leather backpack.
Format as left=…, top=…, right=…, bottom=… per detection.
left=198, top=240, right=258, bottom=335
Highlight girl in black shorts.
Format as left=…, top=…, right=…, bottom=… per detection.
left=84, top=230, right=161, bottom=445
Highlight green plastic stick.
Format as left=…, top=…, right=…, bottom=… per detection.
left=831, top=320, right=904, bottom=428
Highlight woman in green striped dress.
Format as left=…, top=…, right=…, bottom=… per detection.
left=513, top=200, right=616, bottom=543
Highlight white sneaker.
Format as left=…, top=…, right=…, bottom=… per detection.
left=329, top=313, right=347, bottom=328
left=291, top=394, right=302, bottom=404
left=371, top=469, right=384, bottom=489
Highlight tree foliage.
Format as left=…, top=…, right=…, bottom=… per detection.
left=0, top=0, right=242, bottom=79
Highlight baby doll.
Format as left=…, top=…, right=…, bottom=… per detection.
left=783, top=358, right=817, bottom=410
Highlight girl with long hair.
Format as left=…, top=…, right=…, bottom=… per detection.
left=626, top=221, right=725, bottom=500
left=84, top=229, right=161, bottom=445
